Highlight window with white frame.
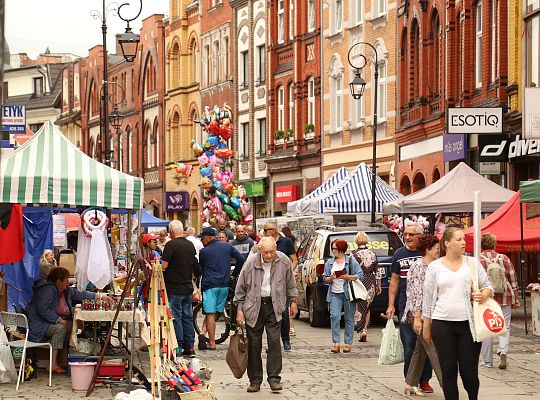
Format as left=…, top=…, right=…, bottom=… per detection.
left=333, top=76, right=343, bottom=131
left=491, top=0, right=497, bottom=83
left=257, top=118, right=267, bottom=155
left=223, top=37, right=229, bottom=79
left=203, top=45, right=210, bottom=86
left=476, top=1, right=482, bottom=88
left=353, top=71, right=364, bottom=126
left=212, top=41, right=220, bottom=82
left=288, top=83, right=294, bottom=133
left=147, top=128, right=153, bottom=168
left=278, top=0, right=284, bottom=43
left=240, top=122, right=249, bottom=158
left=289, top=0, right=294, bottom=39
left=308, top=0, right=315, bottom=32
left=256, top=45, right=266, bottom=83
left=155, top=125, right=160, bottom=167
left=307, top=77, right=316, bottom=125
left=119, top=134, right=124, bottom=172
left=240, top=50, right=248, bottom=87
left=374, top=0, right=387, bottom=18
left=377, top=62, right=387, bottom=120
left=128, top=129, right=133, bottom=172
left=277, top=86, right=284, bottom=131
left=335, top=0, right=343, bottom=33
left=355, top=0, right=363, bottom=25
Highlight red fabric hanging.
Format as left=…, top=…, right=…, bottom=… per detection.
left=0, top=204, right=24, bottom=264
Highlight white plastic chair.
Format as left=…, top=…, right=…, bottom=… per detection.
left=0, top=312, right=52, bottom=389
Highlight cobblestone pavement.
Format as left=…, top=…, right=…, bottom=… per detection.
left=1, top=303, right=539, bottom=399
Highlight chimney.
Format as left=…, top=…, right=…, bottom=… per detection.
left=115, top=34, right=122, bottom=57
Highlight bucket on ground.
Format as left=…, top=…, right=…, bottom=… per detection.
left=69, top=361, right=97, bottom=391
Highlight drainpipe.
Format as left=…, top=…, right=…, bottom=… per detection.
left=319, top=0, right=324, bottom=178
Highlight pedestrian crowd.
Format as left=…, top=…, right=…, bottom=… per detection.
left=140, top=218, right=519, bottom=399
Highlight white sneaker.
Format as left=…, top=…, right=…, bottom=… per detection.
left=480, top=362, right=493, bottom=368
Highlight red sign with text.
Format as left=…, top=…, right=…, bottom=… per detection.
left=275, top=185, right=297, bottom=203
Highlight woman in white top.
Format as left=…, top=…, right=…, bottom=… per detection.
left=322, top=239, right=363, bottom=354
left=422, top=227, right=493, bottom=400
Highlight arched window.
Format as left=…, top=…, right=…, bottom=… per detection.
left=118, top=133, right=124, bottom=172
left=307, top=77, right=316, bottom=125
left=277, top=85, right=284, bottom=131
left=154, top=120, right=160, bottom=167
left=212, top=40, right=220, bottom=83
left=475, top=1, right=483, bottom=88
left=146, top=125, right=153, bottom=168
left=429, top=11, right=440, bottom=95
left=128, top=128, right=133, bottom=173
left=191, top=40, right=199, bottom=83
left=329, top=56, right=344, bottom=132
left=288, top=83, right=294, bottom=133
left=410, top=20, right=420, bottom=101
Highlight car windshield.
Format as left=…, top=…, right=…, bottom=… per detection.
left=326, top=232, right=403, bottom=258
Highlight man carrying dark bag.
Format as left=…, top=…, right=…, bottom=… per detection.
left=226, top=325, right=248, bottom=379
left=233, top=237, right=298, bottom=393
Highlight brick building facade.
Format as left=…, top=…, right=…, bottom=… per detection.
left=321, top=0, right=398, bottom=190
left=164, top=0, right=202, bottom=228
left=266, top=0, right=322, bottom=216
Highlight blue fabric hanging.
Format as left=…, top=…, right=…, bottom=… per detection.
left=1, top=207, right=53, bottom=310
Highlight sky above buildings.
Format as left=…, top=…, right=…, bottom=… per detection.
left=5, top=0, right=169, bottom=58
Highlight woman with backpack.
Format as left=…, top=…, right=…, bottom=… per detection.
left=322, top=239, right=363, bottom=353
left=479, top=233, right=520, bottom=369
left=351, top=231, right=381, bottom=342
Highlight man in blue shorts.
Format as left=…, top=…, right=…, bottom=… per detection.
left=199, top=227, right=245, bottom=349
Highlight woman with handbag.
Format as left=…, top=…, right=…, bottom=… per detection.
left=323, top=239, right=363, bottom=353
left=352, top=231, right=381, bottom=342
left=402, top=234, right=443, bottom=396
left=422, top=227, right=493, bottom=400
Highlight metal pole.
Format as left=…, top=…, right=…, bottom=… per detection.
left=371, top=56, right=379, bottom=225
left=102, top=0, right=110, bottom=166
left=519, top=201, right=528, bottom=335
left=0, top=0, right=4, bottom=168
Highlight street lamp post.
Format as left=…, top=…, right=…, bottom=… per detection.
left=92, top=0, right=142, bottom=166
left=348, top=42, right=379, bottom=225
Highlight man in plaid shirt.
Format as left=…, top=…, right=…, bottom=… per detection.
left=479, top=232, right=520, bottom=370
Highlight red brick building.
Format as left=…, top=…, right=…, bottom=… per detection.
left=80, top=15, right=166, bottom=215
left=396, top=0, right=509, bottom=193
left=266, top=0, right=322, bottom=215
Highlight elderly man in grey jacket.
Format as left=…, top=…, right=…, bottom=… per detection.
left=234, top=236, right=298, bottom=393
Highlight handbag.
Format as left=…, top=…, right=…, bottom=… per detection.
left=226, top=325, right=248, bottom=379
left=466, top=257, right=507, bottom=342
left=346, top=256, right=368, bottom=303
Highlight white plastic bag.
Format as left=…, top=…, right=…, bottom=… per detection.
left=0, top=325, right=17, bottom=383
left=378, top=318, right=404, bottom=365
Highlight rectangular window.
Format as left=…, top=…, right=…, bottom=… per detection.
left=33, top=77, right=44, bottom=96
left=308, top=0, right=315, bottom=32
left=355, top=0, right=363, bottom=24
left=377, top=0, right=387, bottom=16
left=257, top=118, right=267, bottom=155
left=307, top=78, right=315, bottom=125
left=335, top=0, right=343, bottom=32
left=240, top=122, right=249, bottom=158
left=377, top=64, right=387, bottom=119
left=289, top=0, right=294, bottom=40
left=289, top=84, right=294, bottom=133
left=241, top=50, right=248, bottom=87
left=491, top=0, right=497, bottom=83
left=476, top=1, right=483, bottom=88
left=278, top=0, right=284, bottom=43
left=212, top=41, right=219, bottom=83
left=278, top=87, right=284, bottom=131
left=335, top=77, right=342, bottom=130
left=256, top=45, right=266, bottom=83
left=527, top=16, right=539, bottom=86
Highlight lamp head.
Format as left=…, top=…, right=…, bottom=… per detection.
left=349, top=72, right=366, bottom=100
left=118, top=28, right=140, bottom=62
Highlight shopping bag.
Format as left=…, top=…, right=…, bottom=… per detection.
left=0, top=326, right=17, bottom=383
left=473, top=299, right=507, bottom=342
left=378, top=318, right=404, bottom=365
left=348, top=279, right=368, bottom=303
left=226, top=326, right=248, bottom=379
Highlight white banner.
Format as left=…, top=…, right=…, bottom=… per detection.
left=52, top=214, right=66, bottom=248
left=524, top=87, right=540, bottom=139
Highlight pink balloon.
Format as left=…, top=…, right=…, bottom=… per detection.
left=213, top=196, right=223, bottom=212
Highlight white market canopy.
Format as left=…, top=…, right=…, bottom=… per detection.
left=0, top=121, right=144, bottom=209
left=319, top=163, right=403, bottom=214
left=383, top=162, right=515, bottom=214
left=287, top=166, right=350, bottom=216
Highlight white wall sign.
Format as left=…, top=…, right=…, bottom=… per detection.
left=447, top=107, right=503, bottom=134
left=479, top=162, right=501, bottom=175
left=524, top=87, right=540, bottom=139
left=52, top=214, right=66, bottom=248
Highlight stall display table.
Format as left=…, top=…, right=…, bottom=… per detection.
left=70, top=305, right=150, bottom=349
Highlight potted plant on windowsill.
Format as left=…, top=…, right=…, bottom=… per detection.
left=286, top=128, right=294, bottom=143
left=304, top=123, right=315, bottom=140
left=274, top=130, right=285, bottom=145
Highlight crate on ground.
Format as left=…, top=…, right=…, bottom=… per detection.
left=179, top=383, right=216, bottom=400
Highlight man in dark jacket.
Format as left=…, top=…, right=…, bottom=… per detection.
left=162, top=220, right=201, bottom=357
left=26, top=267, right=109, bottom=373
left=199, top=227, right=245, bottom=349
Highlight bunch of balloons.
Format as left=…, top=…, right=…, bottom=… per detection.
left=190, top=104, right=254, bottom=225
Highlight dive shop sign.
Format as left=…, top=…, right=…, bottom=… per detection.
left=479, top=135, right=540, bottom=161
left=447, top=107, right=503, bottom=134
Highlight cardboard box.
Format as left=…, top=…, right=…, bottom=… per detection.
left=59, top=252, right=76, bottom=276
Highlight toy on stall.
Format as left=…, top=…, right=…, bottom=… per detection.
left=176, top=103, right=255, bottom=225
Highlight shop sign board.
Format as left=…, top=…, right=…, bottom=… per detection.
left=478, top=162, right=501, bottom=175
left=524, top=87, right=540, bottom=139
left=1, top=105, right=26, bottom=133
left=443, top=134, right=467, bottom=162
left=447, top=107, right=502, bottom=134
left=479, top=134, right=540, bottom=161
left=165, top=191, right=190, bottom=211
left=275, top=185, right=297, bottom=203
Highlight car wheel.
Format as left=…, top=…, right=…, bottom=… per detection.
left=308, top=293, right=326, bottom=327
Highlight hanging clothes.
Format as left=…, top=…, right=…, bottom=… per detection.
left=0, top=204, right=24, bottom=264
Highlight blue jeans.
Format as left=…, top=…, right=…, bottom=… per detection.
left=168, top=294, right=195, bottom=350
left=400, top=311, right=432, bottom=382
left=329, top=292, right=355, bottom=345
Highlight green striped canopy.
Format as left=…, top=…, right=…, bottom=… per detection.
left=0, top=121, right=143, bottom=209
